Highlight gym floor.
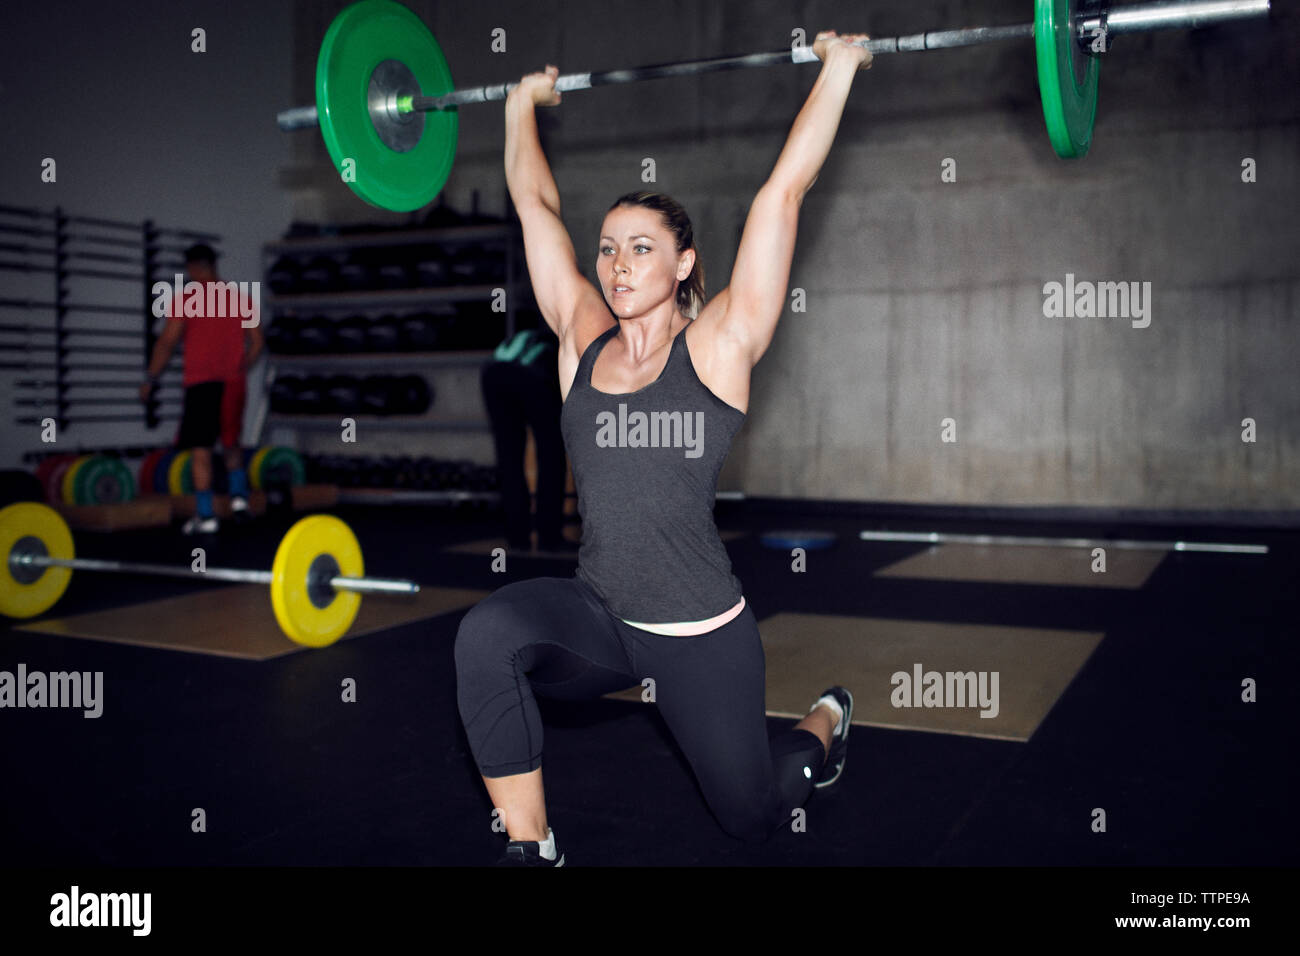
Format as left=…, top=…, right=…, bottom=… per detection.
left=3, top=501, right=1294, bottom=867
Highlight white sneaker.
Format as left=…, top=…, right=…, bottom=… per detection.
left=182, top=515, right=219, bottom=535
left=230, top=496, right=251, bottom=518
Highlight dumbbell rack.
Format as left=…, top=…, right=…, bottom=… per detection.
left=0, top=203, right=221, bottom=443
left=257, top=216, right=532, bottom=470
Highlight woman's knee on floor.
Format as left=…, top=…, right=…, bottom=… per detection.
left=713, top=799, right=786, bottom=845
left=771, top=729, right=825, bottom=804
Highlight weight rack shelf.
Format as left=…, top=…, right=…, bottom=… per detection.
left=263, top=223, right=521, bottom=255
left=1, top=203, right=219, bottom=439
left=266, top=414, right=489, bottom=432
left=258, top=210, right=530, bottom=463
left=265, top=282, right=525, bottom=311
left=266, top=349, right=493, bottom=369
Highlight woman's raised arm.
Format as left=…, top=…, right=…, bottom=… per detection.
left=505, top=66, right=607, bottom=342
left=702, top=32, right=872, bottom=367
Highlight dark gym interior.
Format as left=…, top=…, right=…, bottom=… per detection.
left=1, top=0, right=1296, bottom=934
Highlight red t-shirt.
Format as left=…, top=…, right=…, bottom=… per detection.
left=167, top=282, right=255, bottom=385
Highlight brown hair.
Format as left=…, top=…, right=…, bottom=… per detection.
left=608, top=192, right=705, bottom=318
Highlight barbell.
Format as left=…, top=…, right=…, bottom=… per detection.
left=0, top=502, right=420, bottom=647
left=276, top=0, right=1270, bottom=211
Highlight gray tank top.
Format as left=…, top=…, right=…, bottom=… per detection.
left=561, top=322, right=746, bottom=623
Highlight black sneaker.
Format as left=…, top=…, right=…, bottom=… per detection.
left=496, top=832, right=565, bottom=866
left=812, top=686, right=853, bottom=789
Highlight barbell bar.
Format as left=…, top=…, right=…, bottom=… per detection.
left=0, top=502, right=420, bottom=647
left=858, top=529, right=1268, bottom=553
left=7, top=555, right=418, bottom=593
left=276, top=0, right=1270, bottom=210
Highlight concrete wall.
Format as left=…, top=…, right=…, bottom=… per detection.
left=349, top=0, right=1290, bottom=513
left=338, top=0, right=1296, bottom=513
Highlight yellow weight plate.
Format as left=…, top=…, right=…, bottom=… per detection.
left=0, top=502, right=74, bottom=619
left=168, top=450, right=193, bottom=496
left=270, top=514, right=363, bottom=647
left=61, top=455, right=94, bottom=505
left=249, top=446, right=273, bottom=491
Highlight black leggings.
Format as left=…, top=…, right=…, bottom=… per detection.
left=454, top=575, right=827, bottom=843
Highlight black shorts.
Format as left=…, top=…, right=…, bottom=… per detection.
left=175, top=381, right=224, bottom=449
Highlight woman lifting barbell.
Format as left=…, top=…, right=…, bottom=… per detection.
left=453, top=30, right=872, bottom=865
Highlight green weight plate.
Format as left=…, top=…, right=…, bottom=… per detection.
left=316, top=0, right=458, bottom=211
left=1035, top=0, right=1099, bottom=159
left=75, top=456, right=136, bottom=504
left=258, top=447, right=306, bottom=488
left=71, top=455, right=100, bottom=504
left=109, top=458, right=137, bottom=502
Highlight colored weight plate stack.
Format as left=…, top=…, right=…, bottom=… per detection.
left=153, top=450, right=179, bottom=494
left=167, top=450, right=193, bottom=495
left=138, top=449, right=168, bottom=495
left=73, top=456, right=136, bottom=504
left=164, top=450, right=230, bottom=495
left=35, top=456, right=72, bottom=505
left=60, top=455, right=96, bottom=505
left=250, top=447, right=306, bottom=490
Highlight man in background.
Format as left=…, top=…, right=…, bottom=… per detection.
left=141, top=243, right=262, bottom=534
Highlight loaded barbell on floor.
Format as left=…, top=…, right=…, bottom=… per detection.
left=276, top=0, right=1270, bottom=210
left=0, top=502, right=420, bottom=647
